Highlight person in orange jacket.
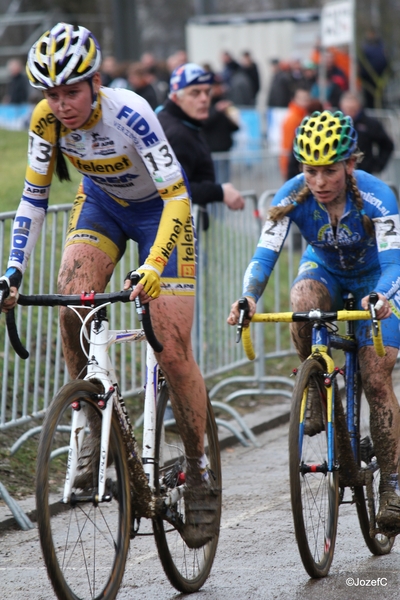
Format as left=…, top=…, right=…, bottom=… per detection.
left=279, top=86, right=311, bottom=180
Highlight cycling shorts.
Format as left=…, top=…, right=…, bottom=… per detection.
left=293, top=254, right=400, bottom=349
left=64, top=177, right=197, bottom=296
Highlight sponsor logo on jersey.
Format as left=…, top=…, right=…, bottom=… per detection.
left=178, top=215, right=195, bottom=275
left=298, top=261, right=318, bottom=274
left=69, top=155, right=133, bottom=174
left=32, top=112, right=58, bottom=138
left=161, top=281, right=196, bottom=295
left=66, top=232, right=100, bottom=244
left=23, top=182, right=48, bottom=200
left=9, top=215, right=32, bottom=266
left=361, top=191, right=390, bottom=217
left=90, top=173, right=139, bottom=187
left=115, top=106, right=159, bottom=147
left=155, top=217, right=184, bottom=268
left=64, top=132, right=87, bottom=157
left=91, top=132, right=116, bottom=156
left=159, top=179, right=186, bottom=198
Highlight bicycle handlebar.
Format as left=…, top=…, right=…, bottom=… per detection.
left=237, top=293, right=386, bottom=361
left=3, top=283, right=163, bottom=359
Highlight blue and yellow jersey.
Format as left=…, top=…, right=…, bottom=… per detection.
left=243, top=171, right=400, bottom=303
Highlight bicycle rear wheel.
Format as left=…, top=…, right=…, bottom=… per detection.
left=153, top=384, right=221, bottom=593
left=353, top=374, right=395, bottom=555
left=289, top=358, right=339, bottom=578
left=36, top=381, right=131, bottom=600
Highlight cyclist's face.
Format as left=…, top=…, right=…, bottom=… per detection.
left=173, top=84, right=211, bottom=120
left=303, top=160, right=355, bottom=205
left=44, top=72, right=101, bottom=130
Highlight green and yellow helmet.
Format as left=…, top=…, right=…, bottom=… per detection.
left=293, top=110, right=358, bottom=165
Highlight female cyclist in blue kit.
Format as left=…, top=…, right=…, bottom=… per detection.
left=228, top=109, right=400, bottom=535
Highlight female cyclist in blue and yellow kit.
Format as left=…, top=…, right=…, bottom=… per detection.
left=228, top=110, right=400, bottom=535
left=2, top=23, right=218, bottom=549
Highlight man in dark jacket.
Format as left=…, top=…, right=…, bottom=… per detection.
left=156, top=63, right=245, bottom=221
left=340, top=91, right=394, bottom=174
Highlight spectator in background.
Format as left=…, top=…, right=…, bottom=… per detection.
left=359, top=28, right=390, bottom=109
left=279, top=86, right=311, bottom=180
left=220, top=51, right=240, bottom=87
left=141, top=52, right=169, bottom=103
left=286, top=99, right=324, bottom=181
left=202, top=74, right=240, bottom=183
left=99, top=55, right=119, bottom=86
left=166, top=50, right=188, bottom=75
left=241, top=51, right=260, bottom=105
left=267, top=59, right=293, bottom=108
left=127, top=62, right=159, bottom=110
left=227, top=62, right=255, bottom=107
left=157, top=63, right=245, bottom=229
left=289, top=54, right=308, bottom=91
left=340, top=91, right=394, bottom=175
left=2, top=58, right=28, bottom=104
left=310, top=50, right=348, bottom=109
left=302, top=59, right=318, bottom=92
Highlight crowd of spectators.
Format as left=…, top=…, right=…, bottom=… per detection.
left=96, top=48, right=260, bottom=110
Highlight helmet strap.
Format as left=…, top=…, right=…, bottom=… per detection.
left=88, top=77, right=98, bottom=109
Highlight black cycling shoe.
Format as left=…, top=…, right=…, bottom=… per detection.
left=182, top=465, right=220, bottom=549
left=377, top=491, right=400, bottom=536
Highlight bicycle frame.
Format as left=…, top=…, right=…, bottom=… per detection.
left=303, top=312, right=360, bottom=474
left=62, top=304, right=157, bottom=504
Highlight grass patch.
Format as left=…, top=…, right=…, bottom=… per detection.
left=0, top=128, right=82, bottom=213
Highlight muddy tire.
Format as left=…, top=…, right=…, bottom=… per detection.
left=289, top=358, right=339, bottom=578
left=152, top=384, right=221, bottom=593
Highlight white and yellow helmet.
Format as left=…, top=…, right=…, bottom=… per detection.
left=26, top=22, right=101, bottom=89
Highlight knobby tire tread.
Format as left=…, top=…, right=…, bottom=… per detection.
left=289, top=358, right=339, bottom=578
left=152, top=384, right=221, bottom=593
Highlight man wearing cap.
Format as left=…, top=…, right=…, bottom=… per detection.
left=156, top=63, right=245, bottom=226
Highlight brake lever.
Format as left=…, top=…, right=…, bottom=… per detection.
left=368, top=291, right=379, bottom=338
left=126, top=270, right=143, bottom=321
left=0, top=278, right=10, bottom=314
left=236, top=297, right=249, bottom=343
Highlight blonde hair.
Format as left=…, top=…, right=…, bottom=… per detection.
left=268, top=158, right=374, bottom=238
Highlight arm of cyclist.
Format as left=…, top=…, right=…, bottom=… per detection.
left=124, top=114, right=192, bottom=302
left=362, top=191, right=400, bottom=320
left=1, top=101, right=55, bottom=309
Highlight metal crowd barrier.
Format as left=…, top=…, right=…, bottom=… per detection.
left=0, top=156, right=299, bottom=527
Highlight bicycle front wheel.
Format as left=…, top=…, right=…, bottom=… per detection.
left=36, top=381, right=131, bottom=600
left=354, top=374, right=395, bottom=555
left=153, top=384, right=222, bottom=593
left=289, top=358, right=339, bottom=578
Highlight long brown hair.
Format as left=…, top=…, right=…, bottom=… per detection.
left=54, top=119, right=71, bottom=182
left=268, top=158, right=374, bottom=237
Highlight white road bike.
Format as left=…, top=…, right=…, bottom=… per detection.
left=2, top=277, right=221, bottom=600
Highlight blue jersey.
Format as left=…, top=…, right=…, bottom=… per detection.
left=243, top=171, right=400, bottom=303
